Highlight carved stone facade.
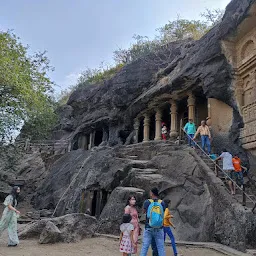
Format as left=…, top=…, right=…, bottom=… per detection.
left=223, top=3, right=256, bottom=155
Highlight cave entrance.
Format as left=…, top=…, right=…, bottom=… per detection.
left=91, top=191, right=98, bottom=216
left=149, top=114, right=156, bottom=141
left=72, top=133, right=90, bottom=150
left=94, top=130, right=103, bottom=146
left=195, top=95, right=208, bottom=127
left=82, top=189, right=110, bottom=218
left=138, top=118, right=144, bottom=143
left=72, top=134, right=79, bottom=150
left=161, top=104, right=171, bottom=135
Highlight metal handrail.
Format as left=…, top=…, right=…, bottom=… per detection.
left=182, top=125, right=256, bottom=212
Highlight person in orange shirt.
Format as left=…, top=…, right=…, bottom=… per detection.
left=232, top=155, right=247, bottom=188
left=163, top=199, right=180, bottom=256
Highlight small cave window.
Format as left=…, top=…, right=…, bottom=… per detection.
left=94, top=130, right=103, bottom=146
left=72, top=135, right=79, bottom=150
left=138, top=119, right=144, bottom=143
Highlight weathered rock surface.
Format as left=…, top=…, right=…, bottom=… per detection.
left=19, top=213, right=98, bottom=243
left=39, top=221, right=61, bottom=244
left=97, top=187, right=145, bottom=235
left=56, top=0, right=256, bottom=157
left=32, top=141, right=256, bottom=251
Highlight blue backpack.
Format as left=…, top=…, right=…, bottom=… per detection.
left=147, top=199, right=164, bottom=228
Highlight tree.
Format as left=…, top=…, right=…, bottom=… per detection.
left=0, top=31, right=56, bottom=141
left=157, top=17, right=209, bottom=42
left=201, top=8, right=224, bottom=27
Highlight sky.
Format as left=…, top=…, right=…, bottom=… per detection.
left=0, top=0, right=231, bottom=94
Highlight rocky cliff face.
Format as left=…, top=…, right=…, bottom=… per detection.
left=57, top=0, right=256, bottom=151
left=32, top=142, right=256, bottom=251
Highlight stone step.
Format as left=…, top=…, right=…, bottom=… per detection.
left=126, top=155, right=139, bottom=159
left=129, top=160, right=151, bottom=169
left=131, top=168, right=158, bottom=174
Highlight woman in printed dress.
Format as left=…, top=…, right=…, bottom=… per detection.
left=124, top=195, right=140, bottom=254
left=0, top=186, right=20, bottom=246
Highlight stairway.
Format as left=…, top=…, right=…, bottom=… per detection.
left=196, top=148, right=256, bottom=211
left=116, top=140, right=256, bottom=212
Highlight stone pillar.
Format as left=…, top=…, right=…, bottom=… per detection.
left=102, top=127, right=109, bottom=142
left=88, top=131, right=95, bottom=149
left=78, top=135, right=87, bottom=149
left=133, top=118, right=140, bottom=143
left=95, top=190, right=102, bottom=218
left=235, top=86, right=244, bottom=110
left=143, top=114, right=150, bottom=142
left=170, top=100, right=178, bottom=138
left=154, top=109, right=162, bottom=140
left=187, top=92, right=196, bottom=121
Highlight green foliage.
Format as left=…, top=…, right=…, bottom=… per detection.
left=70, top=9, right=224, bottom=91
left=76, top=63, right=124, bottom=87
left=157, top=18, right=209, bottom=41
left=113, top=9, right=224, bottom=65
left=0, top=30, right=56, bottom=141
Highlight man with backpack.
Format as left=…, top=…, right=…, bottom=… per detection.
left=140, top=187, right=166, bottom=256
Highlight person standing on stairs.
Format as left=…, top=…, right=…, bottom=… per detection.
left=184, top=119, right=196, bottom=148
left=232, top=155, right=247, bottom=188
left=140, top=187, right=166, bottom=256
left=124, top=195, right=140, bottom=255
left=193, top=120, right=211, bottom=154
left=215, top=149, right=236, bottom=195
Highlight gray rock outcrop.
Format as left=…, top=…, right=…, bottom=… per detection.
left=19, top=213, right=98, bottom=243
left=97, top=187, right=145, bottom=235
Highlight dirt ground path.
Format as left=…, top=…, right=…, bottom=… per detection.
left=0, top=236, right=226, bottom=256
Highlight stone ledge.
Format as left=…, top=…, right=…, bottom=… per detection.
left=95, top=233, right=250, bottom=256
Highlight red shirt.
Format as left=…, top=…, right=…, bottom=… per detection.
left=232, top=157, right=242, bottom=172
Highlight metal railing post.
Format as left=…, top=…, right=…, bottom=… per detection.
left=242, top=184, right=246, bottom=206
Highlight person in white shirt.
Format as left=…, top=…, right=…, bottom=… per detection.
left=215, top=149, right=236, bottom=195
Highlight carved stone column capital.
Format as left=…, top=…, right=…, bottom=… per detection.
left=155, top=109, right=162, bottom=122
left=170, top=100, right=177, bottom=114
left=187, top=92, right=195, bottom=106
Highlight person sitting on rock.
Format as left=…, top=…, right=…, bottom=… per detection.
left=215, top=149, right=236, bottom=195
left=193, top=120, right=211, bottom=154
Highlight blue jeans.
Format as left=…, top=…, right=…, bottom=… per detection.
left=164, top=227, right=177, bottom=255
left=201, top=135, right=211, bottom=154
left=187, top=134, right=195, bottom=147
left=140, top=228, right=166, bottom=256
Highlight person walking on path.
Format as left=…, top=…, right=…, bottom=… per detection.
left=193, top=120, right=211, bottom=154
left=184, top=119, right=196, bottom=148
left=232, top=155, right=247, bottom=188
left=119, top=214, right=136, bottom=256
left=163, top=199, right=180, bottom=256
left=0, top=186, right=20, bottom=247
left=215, top=149, right=236, bottom=195
left=140, top=187, right=166, bottom=256
left=124, top=196, right=140, bottom=255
